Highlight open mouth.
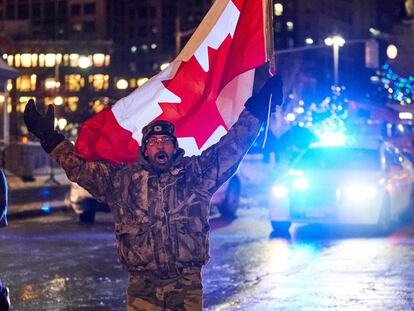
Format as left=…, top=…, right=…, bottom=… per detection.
left=155, top=152, right=169, bottom=164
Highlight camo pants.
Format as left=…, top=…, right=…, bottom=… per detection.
left=127, top=268, right=203, bottom=311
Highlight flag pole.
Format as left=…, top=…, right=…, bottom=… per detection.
left=265, top=0, right=276, bottom=76
left=262, top=0, right=276, bottom=149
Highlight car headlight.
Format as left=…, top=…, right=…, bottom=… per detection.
left=272, top=184, right=289, bottom=198
left=343, top=184, right=377, bottom=201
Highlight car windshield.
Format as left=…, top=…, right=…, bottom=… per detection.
left=294, top=147, right=380, bottom=171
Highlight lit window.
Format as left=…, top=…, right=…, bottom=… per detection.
left=56, top=54, right=63, bottom=65
left=45, top=78, right=60, bottom=90
left=44, top=97, right=55, bottom=106
left=54, top=96, right=64, bottom=106
left=63, top=54, right=69, bottom=66
left=104, top=55, right=110, bottom=66
left=129, top=79, right=137, bottom=88
left=45, top=53, right=56, bottom=67
left=16, top=75, right=36, bottom=92
left=39, top=54, right=45, bottom=67
left=67, top=97, right=79, bottom=112
left=69, top=54, right=79, bottom=67
left=18, top=97, right=35, bottom=112
left=78, top=56, right=91, bottom=69
left=65, top=74, right=85, bottom=91
left=91, top=99, right=105, bottom=113
left=72, top=22, right=82, bottom=32
left=7, top=55, right=13, bottom=66
left=137, top=78, right=149, bottom=87
left=31, top=54, right=38, bottom=67
left=88, top=74, right=109, bottom=91
left=93, top=53, right=105, bottom=67
left=15, top=54, right=21, bottom=67
left=116, top=79, right=128, bottom=90
left=6, top=80, right=12, bottom=91
left=274, top=3, right=283, bottom=16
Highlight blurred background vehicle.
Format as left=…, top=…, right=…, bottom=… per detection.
left=66, top=174, right=241, bottom=224
left=268, top=139, right=414, bottom=235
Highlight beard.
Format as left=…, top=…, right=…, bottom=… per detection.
left=148, top=151, right=174, bottom=172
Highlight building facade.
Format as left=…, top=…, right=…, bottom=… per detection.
left=0, top=0, right=213, bottom=142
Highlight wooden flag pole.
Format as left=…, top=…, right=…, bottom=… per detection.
left=265, top=0, right=276, bottom=76
left=262, top=0, right=276, bottom=148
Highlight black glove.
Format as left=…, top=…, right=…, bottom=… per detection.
left=24, top=99, right=65, bottom=153
left=245, top=75, right=283, bottom=121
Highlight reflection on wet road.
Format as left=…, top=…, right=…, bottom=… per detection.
left=1, top=207, right=414, bottom=310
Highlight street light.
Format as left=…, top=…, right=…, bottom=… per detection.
left=324, top=35, right=345, bottom=86
left=386, top=44, right=398, bottom=60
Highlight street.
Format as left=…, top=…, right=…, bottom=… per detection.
left=1, top=203, right=414, bottom=310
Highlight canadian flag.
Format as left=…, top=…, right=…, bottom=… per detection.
left=75, top=0, right=273, bottom=163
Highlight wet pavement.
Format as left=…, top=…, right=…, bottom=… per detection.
left=1, top=206, right=414, bottom=310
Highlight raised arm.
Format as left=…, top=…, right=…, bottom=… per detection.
left=24, top=100, right=114, bottom=202
left=198, top=75, right=283, bottom=193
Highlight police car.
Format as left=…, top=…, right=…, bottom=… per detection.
left=268, top=139, right=414, bottom=235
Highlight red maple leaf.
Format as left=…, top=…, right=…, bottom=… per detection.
left=157, top=35, right=234, bottom=149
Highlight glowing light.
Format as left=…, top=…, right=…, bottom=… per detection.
left=399, top=112, right=413, bottom=120
left=54, top=96, right=63, bottom=106
left=288, top=169, right=304, bottom=176
left=344, top=184, right=376, bottom=201
left=0, top=95, right=4, bottom=103
left=295, top=107, right=304, bottom=114
left=57, top=118, right=67, bottom=130
left=272, top=184, right=289, bottom=198
left=325, top=35, right=345, bottom=47
left=274, top=3, right=283, bottom=16
left=93, top=53, right=105, bottom=67
left=286, top=113, right=296, bottom=122
left=116, top=79, right=128, bottom=90
left=78, top=56, right=91, bottom=69
left=397, top=124, right=404, bottom=132
left=45, top=53, right=56, bottom=67
left=386, top=44, right=398, bottom=60
left=305, top=37, right=314, bottom=45
left=40, top=203, right=51, bottom=213
left=131, top=46, right=137, bottom=53
left=292, top=177, right=309, bottom=190
left=317, top=133, right=347, bottom=146
left=286, top=21, right=294, bottom=31
left=160, top=63, right=170, bottom=71
left=137, top=78, right=149, bottom=87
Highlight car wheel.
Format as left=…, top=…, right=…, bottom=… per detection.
left=377, top=195, right=392, bottom=235
left=218, top=175, right=241, bottom=219
left=271, top=221, right=291, bottom=235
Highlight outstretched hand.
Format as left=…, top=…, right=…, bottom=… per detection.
left=244, top=75, right=284, bottom=121
left=260, top=75, right=283, bottom=113
left=24, top=99, right=55, bottom=140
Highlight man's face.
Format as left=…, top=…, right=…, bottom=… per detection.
left=144, top=134, right=176, bottom=171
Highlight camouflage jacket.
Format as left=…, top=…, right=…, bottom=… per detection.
left=51, top=109, right=261, bottom=274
